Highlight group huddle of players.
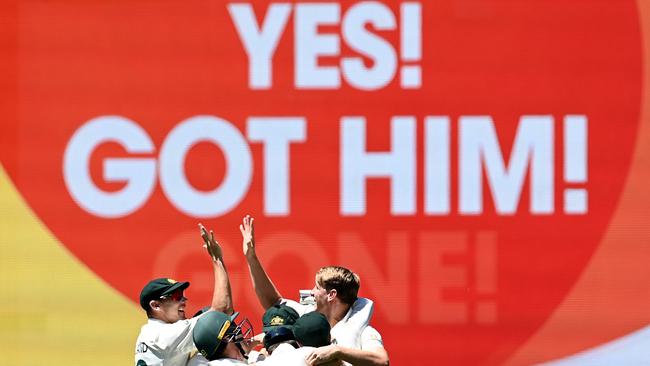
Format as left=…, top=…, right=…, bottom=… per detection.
left=134, top=215, right=389, bottom=366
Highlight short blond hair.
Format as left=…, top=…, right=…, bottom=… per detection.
left=315, top=266, right=360, bottom=305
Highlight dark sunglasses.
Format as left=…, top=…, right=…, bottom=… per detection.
left=160, top=291, right=186, bottom=302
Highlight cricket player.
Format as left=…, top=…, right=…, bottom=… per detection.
left=189, top=311, right=255, bottom=365
left=239, top=215, right=389, bottom=366
left=257, top=311, right=340, bottom=366
left=134, top=224, right=234, bottom=366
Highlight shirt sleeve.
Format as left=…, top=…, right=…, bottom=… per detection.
left=360, top=326, right=384, bottom=350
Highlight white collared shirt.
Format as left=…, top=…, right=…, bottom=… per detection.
left=135, top=317, right=200, bottom=366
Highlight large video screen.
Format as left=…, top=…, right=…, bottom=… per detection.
left=1, top=1, right=649, bottom=365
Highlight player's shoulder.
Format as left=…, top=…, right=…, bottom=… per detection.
left=138, top=318, right=196, bottom=350
left=361, top=325, right=383, bottom=341
left=136, top=320, right=160, bottom=343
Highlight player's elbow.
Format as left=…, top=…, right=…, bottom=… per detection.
left=368, top=350, right=389, bottom=366
left=375, top=350, right=389, bottom=366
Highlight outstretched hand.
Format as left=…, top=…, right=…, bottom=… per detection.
left=199, top=223, right=223, bottom=262
left=239, top=215, right=255, bottom=258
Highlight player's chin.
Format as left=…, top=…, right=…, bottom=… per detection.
left=178, top=310, right=186, bottom=320
left=315, top=302, right=325, bottom=313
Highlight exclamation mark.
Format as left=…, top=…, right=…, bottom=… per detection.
left=400, top=2, right=422, bottom=89
left=475, top=231, right=497, bottom=324
left=563, top=115, right=588, bottom=214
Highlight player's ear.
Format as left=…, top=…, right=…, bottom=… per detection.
left=149, top=299, right=162, bottom=311
left=327, top=289, right=337, bottom=302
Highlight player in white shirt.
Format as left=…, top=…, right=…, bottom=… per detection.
left=134, top=224, right=234, bottom=366
left=239, top=215, right=389, bottom=366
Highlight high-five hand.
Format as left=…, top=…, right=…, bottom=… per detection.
left=198, top=223, right=222, bottom=262
left=239, top=215, right=255, bottom=258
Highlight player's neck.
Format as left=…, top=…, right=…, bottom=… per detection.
left=325, top=302, right=350, bottom=328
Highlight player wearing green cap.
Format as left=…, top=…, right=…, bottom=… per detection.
left=134, top=224, right=234, bottom=366
left=256, top=312, right=335, bottom=366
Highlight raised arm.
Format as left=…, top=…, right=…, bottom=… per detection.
left=199, top=223, right=234, bottom=315
left=240, top=215, right=282, bottom=309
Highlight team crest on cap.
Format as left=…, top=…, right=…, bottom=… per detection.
left=270, top=316, right=285, bottom=326
left=167, top=279, right=177, bottom=284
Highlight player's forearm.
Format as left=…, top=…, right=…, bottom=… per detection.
left=210, top=257, right=234, bottom=314
left=245, top=253, right=281, bottom=309
left=333, top=346, right=389, bottom=366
